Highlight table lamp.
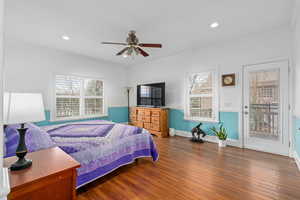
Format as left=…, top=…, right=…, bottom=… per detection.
left=3, top=92, right=45, bottom=171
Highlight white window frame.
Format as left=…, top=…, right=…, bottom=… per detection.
left=184, top=70, right=219, bottom=123
left=51, top=74, right=107, bottom=121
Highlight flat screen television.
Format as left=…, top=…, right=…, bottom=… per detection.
left=137, top=82, right=165, bottom=107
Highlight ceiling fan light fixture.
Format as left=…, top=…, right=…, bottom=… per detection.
left=62, top=35, right=70, bottom=40
left=102, top=31, right=161, bottom=58
left=210, top=22, right=219, bottom=29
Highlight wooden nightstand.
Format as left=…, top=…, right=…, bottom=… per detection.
left=4, top=147, right=80, bottom=200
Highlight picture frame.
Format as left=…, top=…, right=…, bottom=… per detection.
left=222, top=73, right=236, bottom=87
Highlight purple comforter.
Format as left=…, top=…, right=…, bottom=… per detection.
left=41, top=121, right=159, bottom=187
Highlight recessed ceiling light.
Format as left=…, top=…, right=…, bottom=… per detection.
left=62, top=35, right=70, bottom=40
left=210, top=22, right=219, bottom=29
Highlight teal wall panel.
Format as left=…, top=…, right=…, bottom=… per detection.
left=294, top=116, right=300, bottom=155
left=169, top=109, right=239, bottom=140
left=35, top=107, right=128, bottom=126
left=107, top=107, right=129, bottom=123
left=35, top=107, right=239, bottom=140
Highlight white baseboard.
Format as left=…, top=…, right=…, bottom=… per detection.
left=294, top=151, right=300, bottom=172
left=174, top=130, right=241, bottom=148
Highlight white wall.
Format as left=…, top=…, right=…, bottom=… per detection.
left=0, top=1, right=9, bottom=199
left=128, top=28, right=291, bottom=112
left=4, top=39, right=129, bottom=112
left=0, top=0, right=3, bottom=168
left=293, top=0, right=300, bottom=117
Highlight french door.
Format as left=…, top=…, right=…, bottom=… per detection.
left=243, top=60, right=289, bottom=155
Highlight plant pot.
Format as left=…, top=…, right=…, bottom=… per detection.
left=218, top=140, right=227, bottom=147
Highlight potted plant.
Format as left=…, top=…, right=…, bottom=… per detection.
left=210, top=124, right=228, bottom=147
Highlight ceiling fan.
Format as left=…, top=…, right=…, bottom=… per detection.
left=102, top=30, right=162, bottom=57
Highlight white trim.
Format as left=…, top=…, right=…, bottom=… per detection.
left=294, top=151, right=300, bottom=172
left=242, top=60, right=290, bottom=156
left=183, top=117, right=219, bottom=123
left=0, top=168, right=10, bottom=200
left=49, top=114, right=108, bottom=122
left=174, top=129, right=241, bottom=148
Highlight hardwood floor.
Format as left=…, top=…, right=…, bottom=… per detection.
left=77, top=136, right=300, bottom=200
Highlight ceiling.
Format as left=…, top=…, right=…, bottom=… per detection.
left=5, top=0, right=293, bottom=66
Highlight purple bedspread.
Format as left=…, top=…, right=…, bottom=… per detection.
left=41, top=120, right=159, bottom=188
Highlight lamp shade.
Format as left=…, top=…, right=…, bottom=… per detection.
left=3, top=93, right=45, bottom=124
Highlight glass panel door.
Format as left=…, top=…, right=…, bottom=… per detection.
left=243, top=61, right=289, bottom=156
left=249, top=69, right=280, bottom=139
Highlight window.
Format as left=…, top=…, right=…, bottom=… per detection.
left=54, top=75, right=104, bottom=120
left=185, top=71, right=218, bottom=122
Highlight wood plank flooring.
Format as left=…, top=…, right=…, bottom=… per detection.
left=77, top=136, right=300, bottom=200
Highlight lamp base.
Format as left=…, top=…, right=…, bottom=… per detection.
left=10, top=158, right=32, bottom=171
left=10, top=123, right=32, bottom=171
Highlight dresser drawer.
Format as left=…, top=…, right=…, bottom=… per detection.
left=131, top=122, right=138, bottom=127
left=136, top=121, right=144, bottom=128
left=150, top=123, right=161, bottom=131
left=152, top=110, right=160, bottom=116
left=145, top=110, right=151, bottom=116
left=144, top=123, right=151, bottom=130
left=137, top=115, right=144, bottom=121
left=144, top=116, right=151, bottom=122
left=151, top=116, right=160, bottom=124
left=9, top=170, right=74, bottom=200
left=130, top=108, right=138, bottom=115
left=130, top=115, right=137, bottom=121
left=137, top=110, right=145, bottom=116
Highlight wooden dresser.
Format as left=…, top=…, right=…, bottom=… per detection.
left=130, top=107, right=169, bottom=137
left=4, top=147, right=80, bottom=200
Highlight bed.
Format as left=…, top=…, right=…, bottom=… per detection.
left=4, top=120, right=159, bottom=188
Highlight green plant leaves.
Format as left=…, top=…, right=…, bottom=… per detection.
left=210, top=123, right=228, bottom=141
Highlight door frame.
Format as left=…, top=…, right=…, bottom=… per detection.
left=241, top=59, right=292, bottom=156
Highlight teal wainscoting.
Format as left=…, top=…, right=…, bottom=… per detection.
left=294, top=116, right=300, bottom=156
left=35, top=107, right=128, bottom=126
left=169, top=109, right=239, bottom=140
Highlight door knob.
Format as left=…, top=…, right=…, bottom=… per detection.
left=244, top=111, right=249, bottom=115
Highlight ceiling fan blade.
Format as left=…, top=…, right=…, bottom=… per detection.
left=102, top=42, right=128, bottom=46
left=137, top=47, right=149, bottom=57
left=139, top=43, right=162, bottom=48
left=116, top=47, right=130, bottom=56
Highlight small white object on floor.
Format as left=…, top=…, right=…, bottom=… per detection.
left=169, top=128, right=176, bottom=136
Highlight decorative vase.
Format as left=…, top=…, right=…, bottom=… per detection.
left=218, top=140, right=227, bottom=147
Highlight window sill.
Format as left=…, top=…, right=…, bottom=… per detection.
left=184, top=117, right=219, bottom=123
left=50, top=114, right=108, bottom=122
